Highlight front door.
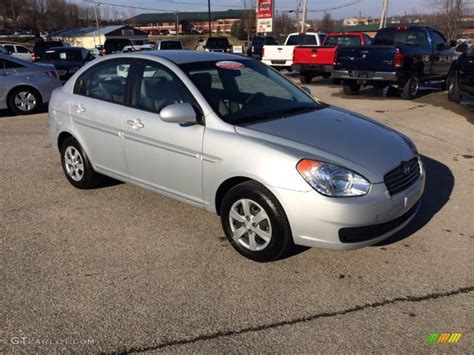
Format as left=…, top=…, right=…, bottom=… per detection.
left=122, top=59, right=205, bottom=206
left=68, top=58, right=133, bottom=177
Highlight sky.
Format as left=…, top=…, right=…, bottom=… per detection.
left=84, top=0, right=428, bottom=20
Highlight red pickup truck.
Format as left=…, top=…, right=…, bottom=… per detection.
left=292, top=32, right=372, bottom=84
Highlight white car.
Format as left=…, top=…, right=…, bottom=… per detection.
left=262, top=32, right=326, bottom=70
left=0, top=43, right=32, bottom=61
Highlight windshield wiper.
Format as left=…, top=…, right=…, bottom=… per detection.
left=231, top=105, right=319, bottom=125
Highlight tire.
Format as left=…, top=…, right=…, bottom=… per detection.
left=447, top=70, right=462, bottom=102
left=220, top=181, right=293, bottom=262
left=60, top=137, right=100, bottom=189
left=299, top=73, right=313, bottom=84
left=322, top=72, right=331, bottom=79
left=332, top=78, right=342, bottom=85
left=7, top=87, right=40, bottom=115
left=342, top=80, right=361, bottom=95
left=400, top=74, right=421, bottom=100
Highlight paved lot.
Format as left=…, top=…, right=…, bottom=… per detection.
left=1, top=80, right=473, bottom=354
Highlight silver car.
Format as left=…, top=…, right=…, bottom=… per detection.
left=48, top=51, right=425, bottom=262
left=0, top=54, right=61, bottom=115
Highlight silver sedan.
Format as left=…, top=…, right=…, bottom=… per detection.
left=0, top=54, right=61, bottom=115
left=48, top=51, right=425, bottom=262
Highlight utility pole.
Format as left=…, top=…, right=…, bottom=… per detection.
left=296, top=0, right=301, bottom=32
left=301, top=0, right=308, bottom=33
left=176, top=11, right=179, bottom=38
left=379, top=0, right=389, bottom=29
left=208, top=0, right=212, bottom=38
left=94, top=3, right=101, bottom=46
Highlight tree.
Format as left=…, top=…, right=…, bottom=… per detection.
left=426, top=0, right=470, bottom=40
left=318, top=12, right=334, bottom=33
left=273, top=12, right=296, bottom=38
left=230, top=21, right=247, bottom=40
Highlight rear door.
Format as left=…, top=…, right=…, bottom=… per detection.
left=431, top=30, right=455, bottom=78
left=69, top=58, right=132, bottom=176
left=122, top=59, right=205, bottom=206
left=458, top=47, right=474, bottom=97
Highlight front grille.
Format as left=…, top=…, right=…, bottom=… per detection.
left=384, top=158, right=420, bottom=196
left=339, top=200, right=420, bottom=243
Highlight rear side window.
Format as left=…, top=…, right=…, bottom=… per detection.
left=74, top=59, right=132, bottom=104
left=17, top=46, right=30, bottom=53
left=325, top=36, right=362, bottom=47
left=286, top=35, right=317, bottom=45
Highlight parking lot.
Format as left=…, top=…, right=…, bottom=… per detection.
left=1, top=79, right=473, bottom=353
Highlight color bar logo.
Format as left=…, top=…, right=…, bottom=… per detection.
left=426, top=333, right=462, bottom=344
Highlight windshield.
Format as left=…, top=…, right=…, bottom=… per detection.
left=180, top=60, right=321, bottom=125
left=373, top=28, right=429, bottom=47
left=287, top=35, right=317, bottom=45
left=325, top=35, right=362, bottom=47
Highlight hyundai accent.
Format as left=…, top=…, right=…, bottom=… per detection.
left=48, top=51, right=425, bottom=261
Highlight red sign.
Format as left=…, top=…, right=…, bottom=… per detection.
left=257, top=0, right=273, bottom=19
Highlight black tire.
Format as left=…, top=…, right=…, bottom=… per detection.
left=322, top=72, right=331, bottom=79
left=299, top=73, right=313, bottom=84
left=7, top=87, right=40, bottom=115
left=60, top=137, right=100, bottom=189
left=400, top=74, right=421, bottom=100
left=342, top=80, right=361, bottom=95
left=220, top=181, right=293, bottom=262
left=332, top=78, right=342, bottom=85
left=447, top=70, right=462, bottom=102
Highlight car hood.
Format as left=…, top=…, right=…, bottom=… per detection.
left=234, top=106, right=416, bottom=183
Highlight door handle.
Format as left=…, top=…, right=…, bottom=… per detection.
left=127, top=119, right=144, bottom=130
left=72, top=104, right=86, bottom=113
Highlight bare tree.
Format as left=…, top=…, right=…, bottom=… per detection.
left=426, top=0, right=471, bottom=40
left=318, top=11, right=334, bottom=33
left=273, top=12, right=296, bottom=38
left=242, top=0, right=256, bottom=41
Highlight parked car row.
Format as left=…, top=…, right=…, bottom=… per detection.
left=261, top=26, right=472, bottom=102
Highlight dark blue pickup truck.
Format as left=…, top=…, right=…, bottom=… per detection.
left=332, top=26, right=458, bottom=99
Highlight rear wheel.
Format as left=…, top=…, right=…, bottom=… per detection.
left=342, top=80, right=361, bottom=95
left=60, top=137, right=100, bottom=189
left=220, top=181, right=293, bottom=262
left=322, top=72, right=331, bottom=79
left=447, top=70, right=462, bottom=102
left=299, top=73, right=313, bottom=84
left=400, top=74, right=420, bottom=100
left=7, top=87, right=40, bottom=115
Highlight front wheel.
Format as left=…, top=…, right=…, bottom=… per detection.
left=60, top=137, right=100, bottom=189
left=220, top=181, right=293, bottom=262
left=447, top=70, right=462, bottom=102
left=400, top=74, right=420, bottom=100
left=342, top=80, right=361, bottom=95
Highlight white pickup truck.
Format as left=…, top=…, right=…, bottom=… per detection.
left=261, top=32, right=327, bottom=70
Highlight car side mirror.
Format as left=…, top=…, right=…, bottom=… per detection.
left=449, top=40, right=457, bottom=48
left=160, top=103, right=197, bottom=125
left=455, top=43, right=468, bottom=53
left=301, top=86, right=312, bottom=96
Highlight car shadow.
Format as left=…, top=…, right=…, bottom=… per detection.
left=0, top=104, right=48, bottom=118
left=376, top=154, right=454, bottom=246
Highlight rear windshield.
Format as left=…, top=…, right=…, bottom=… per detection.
left=43, top=49, right=85, bottom=61
left=34, top=41, right=64, bottom=52
left=286, top=35, right=317, bottom=45
left=325, top=35, right=362, bottom=47
left=206, top=38, right=230, bottom=48
left=373, top=28, right=429, bottom=47
left=160, top=41, right=182, bottom=50
left=105, top=39, right=131, bottom=51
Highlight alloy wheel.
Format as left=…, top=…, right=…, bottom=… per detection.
left=64, top=146, right=84, bottom=182
left=14, top=91, right=36, bottom=112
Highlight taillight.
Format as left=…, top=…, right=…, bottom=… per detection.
left=31, top=52, right=37, bottom=61
left=100, top=49, right=106, bottom=56
left=333, top=46, right=339, bottom=66
left=393, top=49, right=404, bottom=68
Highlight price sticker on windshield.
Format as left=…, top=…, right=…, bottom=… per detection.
left=215, top=61, right=244, bottom=70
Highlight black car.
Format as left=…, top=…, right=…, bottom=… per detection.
left=102, top=38, right=147, bottom=55
left=204, top=37, right=231, bottom=53
left=448, top=43, right=474, bottom=102
left=32, top=40, right=68, bottom=61
left=248, top=36, right=277, bottom=59
left=38, top=47, right=93, bottom=82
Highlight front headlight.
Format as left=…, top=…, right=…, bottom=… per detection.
left=297, top=159, right=371, bottom=197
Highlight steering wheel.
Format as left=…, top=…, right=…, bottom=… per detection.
left=242, top=92, right=266, bottom=111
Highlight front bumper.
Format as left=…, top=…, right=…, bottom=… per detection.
left=270, top=162, right=425, bottom=250
left=332, top=70, right=398, bottom=82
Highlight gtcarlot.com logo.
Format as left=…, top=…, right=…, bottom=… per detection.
left=426, top=333, right=462, bottom=344
left=11, top=336, right=95, bottom=346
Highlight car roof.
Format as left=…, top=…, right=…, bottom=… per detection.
left=126, top=50, right=248, bottom=64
